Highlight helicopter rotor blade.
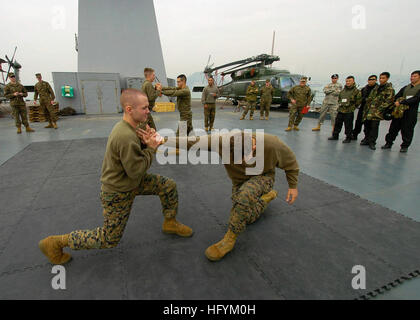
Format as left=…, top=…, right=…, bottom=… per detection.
left=5, top=47, right=17, bottom=82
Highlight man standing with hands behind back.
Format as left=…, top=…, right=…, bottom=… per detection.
left=201, top=76, right=220, bottom=132
left=34, top=73, right=58, bottom=129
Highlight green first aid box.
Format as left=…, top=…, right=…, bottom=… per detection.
left=61, top=85, right=74, bottom=97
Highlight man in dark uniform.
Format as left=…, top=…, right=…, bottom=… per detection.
left=352, top=75, right=378, bottom=141
left=362, top=72, right=395, bottom=150
left=382, top=70, right=420, bottom=153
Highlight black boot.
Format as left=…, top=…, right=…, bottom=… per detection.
left=343, top=137, right=352, bottom=143
left=328, top=136, right=338, bottom=140
left=351, top=134, right=358, bottom=140
left=381, top=143, right=392, bottom=150
left=400, top=147, right=408, bottom=153
left=360, top=139, right=369, bottom=146
left=369, top=143, right=376, bottom=150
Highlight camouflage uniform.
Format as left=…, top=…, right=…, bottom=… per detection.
left=162, top=86, right=193, bottom=135
left=141, top=80, right=159, bottom=130
left=4, top=82, right=29, bottom=128
left=332, top=84, right=362, bottom=139
left=69, top=173, right=178, bottom=250
left=242, top=83, right=259, bottom=118
left=260, top=85, right=274, bottom=118
left=362, top=82, right=394, bottom=146
left=385, top=83, right=420, bottom=148
left=201, top=84, right=220, bottom=129
left=318, top=82, right=342, bottom=125
left=363, top=83, right=395, bottom=121
left=287, top=85, right=312, bottom=127
left=229, top=175, right=274, bottom=234
left=34, top=80, right=57, bottom=123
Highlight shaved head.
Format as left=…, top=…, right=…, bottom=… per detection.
left=120, top=89, right=147, bottom=112
left=120, top=88, right=150, bottom=124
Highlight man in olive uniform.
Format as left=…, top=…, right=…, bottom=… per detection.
left=39, top=89, right=193, bottom=265
left=286, top=77, right=312, bottom=131
left=201, top=76, right=220, bottom=132
left=259, top=79, right=274, bottom=120
left=382, top=70, right=420, bottom=153
left=362, top=72, right=394, bottom=150
left=240, top=80, right=259, bottom=120
left=34, top=73, right=58, bottom=129
left=312, top=74, right=342, bottom=131
left=4, top=72, right=35, bottom=134
left=351, top=75, right=378, bottom=141
left=161, top=74, right=193, bottom=136
left=141, top=67, right=162, bottom=130
left=328, top=76, right=362, bottom=143
left=144, top=130, right=299, bottom=262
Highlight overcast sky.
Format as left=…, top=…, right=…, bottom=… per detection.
left=2, top=0, right=419, bottom=86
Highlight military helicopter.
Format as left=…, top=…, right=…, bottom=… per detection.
left=193, top=53, right=308, bottom=108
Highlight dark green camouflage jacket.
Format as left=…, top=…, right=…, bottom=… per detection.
left=363, top=82, right=395, bottom=121
left=337, top=84, right=361, bottom=113
left=246, top=84, right=259, bottom=102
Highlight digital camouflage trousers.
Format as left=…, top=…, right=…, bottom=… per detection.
left=40, top=98, right=58, bottom=123
left=68, top=173, right=178, bottom=250
left=12, top=105, right=29, bottom=127
left=228, top=175, right=275, bottom=235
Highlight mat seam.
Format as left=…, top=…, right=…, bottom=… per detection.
left=301, top=208, right=419, bottom=300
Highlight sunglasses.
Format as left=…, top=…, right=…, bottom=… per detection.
left=368, top=79, right=376, bottom=81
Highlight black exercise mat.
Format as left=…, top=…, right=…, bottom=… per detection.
left=0, top=138, right=419, bottom=300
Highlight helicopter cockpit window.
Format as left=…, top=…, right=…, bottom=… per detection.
left=270, top=77, right=279, bottom=89
left=280, top=77, right=294, bottom=89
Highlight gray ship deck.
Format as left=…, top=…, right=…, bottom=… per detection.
left=0, top=100, right=419, bottom=299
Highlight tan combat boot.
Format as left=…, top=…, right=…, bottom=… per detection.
left=45, top=122, right=54, bottom=128
left=210, top=127, right=214, bottom=131
left=265, top=116, right=269, bottom=120
left=39, top=234, right=72, bottom=265
left=25, top=126, right=35, bottom=132
left=249, top=116, right=254, bottom=120
left=205, top=229, right=238, bottom=261
left=260, top=116, right=264, bottom=120
left=17, top=126, right=22, bottom=134
left=53, top=122, right=58, bottom=129
left=205, top=127, right=209, bottom=132
left=293, top=126, right=300, bottom=131
left=162, top=218, right=193, bottom=237
left=285, top=127, right=292, bottom=132
left=312, top=124, right=321, bottom=131
left=261, top=190, right=278, bottom=204
left=240, top=116, right=245, bottom=120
